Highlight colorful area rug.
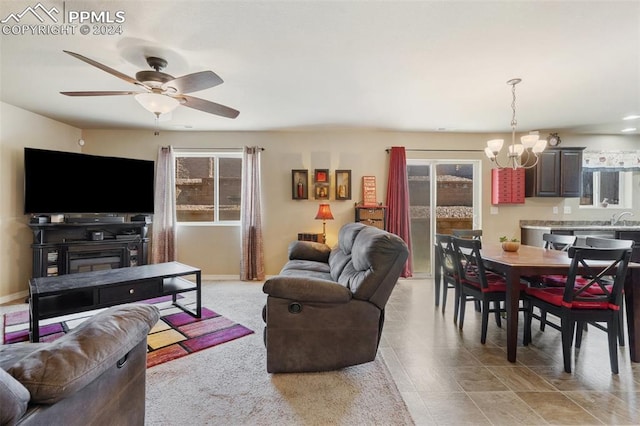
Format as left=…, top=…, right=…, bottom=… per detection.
left=2, top=296, right=254, bottom=368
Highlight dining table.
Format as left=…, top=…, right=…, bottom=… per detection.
left=480, top=242, right=640, bottom=363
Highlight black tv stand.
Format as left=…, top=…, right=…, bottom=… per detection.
left=29, top=221, right=150, bottom=279
left=67, top=216, right=125, bottom=224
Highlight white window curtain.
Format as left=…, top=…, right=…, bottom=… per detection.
left=583, top=150, right=640, bottom=172
left=151, top=146, right=177, bottom=264
left=240, top=146, right=265, bottom=281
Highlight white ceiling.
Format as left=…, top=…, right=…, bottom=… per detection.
left=1, top=0, right=639, bottom=135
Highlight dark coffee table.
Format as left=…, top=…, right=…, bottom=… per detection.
left=29, top=261, right=201, bottom=342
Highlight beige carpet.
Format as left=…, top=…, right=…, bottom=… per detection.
left=145, top=281, right=414, bottom=425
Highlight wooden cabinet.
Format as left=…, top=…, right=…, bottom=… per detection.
left=355, top=206, right=386, bottom=230
left=525, top=148, right=584, bottom=197
left=491, top=168, right=525, bottom=204
left=617, top=231, right=640, bottom=262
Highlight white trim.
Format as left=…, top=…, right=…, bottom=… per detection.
left=177, top=221, right=240, bottom=227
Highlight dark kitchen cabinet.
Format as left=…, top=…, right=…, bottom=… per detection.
left=525, top=147, right=584, bottom=197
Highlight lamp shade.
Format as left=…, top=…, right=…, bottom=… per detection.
left=532, top=139, right=547, bottom=153
left=315, top=203, right=334, bottom=220
left=487, top=139, right=504, bottom=153
left=520, top=134, right=540, bottom=149
left=484, top=147, right=496, bottom=160
left=135, top=93, right=180, bottom=115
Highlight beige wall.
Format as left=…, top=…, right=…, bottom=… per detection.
left=1, top=102, right=639, bottom=301
left=0, top=102, right=82, bottom=302
left=80, top=129, right=640, bottom=278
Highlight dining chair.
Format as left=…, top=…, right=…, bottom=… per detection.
left=544, top=233, right=577, bottom=250
left=585, top=236, right=633, bottom=250
left=451, top=236, right=526, bottom=343
left=434, top=234, right=460, bottom=318
left=452, top=229, right=482, bottom=240
left=530, top=235, right=629, bottom=342
left=579, top=236, right=633, bottom=346
left=451, top=229, right=483, bottom=312
left=523, top=245, right=632, bottom=374
left=534, top=233, right=578, bottom=286
left=526, top=234, right=578, bottom=331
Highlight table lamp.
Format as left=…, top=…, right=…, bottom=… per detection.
left=315, top=203, right=334, bottom=244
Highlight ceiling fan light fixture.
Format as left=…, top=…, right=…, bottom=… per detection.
left=134, top=92, right=180, bottom=115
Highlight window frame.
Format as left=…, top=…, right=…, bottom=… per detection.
left=174, top=150, right=243, bottom=227
left=579, top=170, right=633, bottom=209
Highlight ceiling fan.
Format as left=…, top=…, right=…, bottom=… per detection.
left=60, top=50, right=239, bottom=119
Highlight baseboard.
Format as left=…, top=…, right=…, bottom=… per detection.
left=201, top=274, right=270, bottom=282
left=0, top=289, right=29, bottom=305
left=202, top=274, right=242, bottom=281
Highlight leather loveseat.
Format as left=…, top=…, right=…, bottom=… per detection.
left=1, top=303, right=159, bottom=425
left=262, top=222, right=408, bottom=373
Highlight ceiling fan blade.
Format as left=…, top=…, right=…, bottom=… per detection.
left=63, top=50, right=147, bottom=88
left=165, top=71, right=223, bottom=94
left=60, top=91, right=139, bottom=96
left=181, top=95, right=239, bottom=119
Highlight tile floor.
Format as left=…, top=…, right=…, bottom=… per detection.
left=381, top=277, right=640, bottom=425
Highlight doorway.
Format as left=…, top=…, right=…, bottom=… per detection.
left=407, top=159, right=482, bottom=276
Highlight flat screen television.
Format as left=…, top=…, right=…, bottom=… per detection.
left=24, top=148, right=155, bottom=215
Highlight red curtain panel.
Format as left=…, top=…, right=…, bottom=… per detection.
left=385, top=146, right=413, bottom=277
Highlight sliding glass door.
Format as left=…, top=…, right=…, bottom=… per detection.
left=407, top=159, right=481, bottom=276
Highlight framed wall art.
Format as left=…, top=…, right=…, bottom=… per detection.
left=292, top=169, right=309, bottom=200
left=314, top=169, right=330, bottom=200
left=362, top=176, right=377, bottom=206
left=335, top=170, right=351, bottom=200
left=314, top=169, right=329, bottom=183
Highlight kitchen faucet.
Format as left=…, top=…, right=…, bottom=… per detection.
left=610, top=211, right=634, bottom=226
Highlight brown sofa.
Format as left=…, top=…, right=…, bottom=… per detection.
left=262, top=222, right=408, bottom=373
left=0, top=303, right=159, bottom=425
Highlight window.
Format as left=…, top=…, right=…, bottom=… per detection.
left=580, top=170, right=632, bottom=208
left=174, top=151, right=242, bottom=224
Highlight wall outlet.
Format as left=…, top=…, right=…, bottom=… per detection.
left=490, top=206, right=499, bottom=215
left=564, top=206, right=572, bottom=214
left=553, top=207, right=559, bottom=214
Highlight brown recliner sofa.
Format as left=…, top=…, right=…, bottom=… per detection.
left=262, top=222, right=409, bottom=373
left=0, top=303, right=159, bottom=425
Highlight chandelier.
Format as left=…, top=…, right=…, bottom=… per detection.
left=484, top=78, right=547, bottom=169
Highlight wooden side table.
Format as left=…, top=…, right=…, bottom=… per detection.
left=355, top=206, right=387, bottom=230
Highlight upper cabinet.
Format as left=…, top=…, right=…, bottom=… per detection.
left=525, top=148, right=584, bottom=197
